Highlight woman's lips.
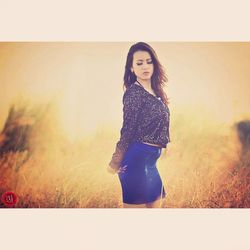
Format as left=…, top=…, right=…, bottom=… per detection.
left=143, top=72, right=150, bottom=74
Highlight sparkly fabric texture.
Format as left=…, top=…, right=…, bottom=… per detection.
left=109, top=82, right=170, bottom=170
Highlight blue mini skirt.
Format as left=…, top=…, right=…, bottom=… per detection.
left=118, top=141, right=166, bottom=204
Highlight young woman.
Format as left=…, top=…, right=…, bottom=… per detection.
left=107, top=42, right=171, bottom=208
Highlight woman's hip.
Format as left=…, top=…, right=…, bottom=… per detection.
left=121, top=141, right=162, bottom=169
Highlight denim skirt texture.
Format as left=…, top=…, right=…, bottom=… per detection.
left=118, top=141, right=166, bottom=204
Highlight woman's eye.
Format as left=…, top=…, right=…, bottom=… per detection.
left=136, top=61, right=152, bottom=66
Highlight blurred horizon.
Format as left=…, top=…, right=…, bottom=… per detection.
left=0, top=42, right=250, bottom=142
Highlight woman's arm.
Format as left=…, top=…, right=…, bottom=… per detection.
left=109, top=89, right=142, bottom=170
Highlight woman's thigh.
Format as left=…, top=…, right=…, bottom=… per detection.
left=123, top=203, right=146, bottom=208
left=145, top=198, right=162, bottom=208
left=122, top=199, right=162, bottom=208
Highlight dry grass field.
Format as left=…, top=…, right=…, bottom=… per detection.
left=0, top=103, right=249, bottom=208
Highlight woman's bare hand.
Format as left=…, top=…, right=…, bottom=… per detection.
left=117, top=165, right=127, bottom=174
left=107, top=165, right=128, bottom=174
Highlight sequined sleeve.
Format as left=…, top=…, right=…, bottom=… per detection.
left=109, top=88, right=143, bottom=170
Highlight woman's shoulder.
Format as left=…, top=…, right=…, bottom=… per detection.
left=123, top=84, right=144, bottom=104
left=124, top=83, right=144, bottom=97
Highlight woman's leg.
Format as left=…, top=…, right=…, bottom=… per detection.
left=123, top=203, right=146, bottom=208
left=145, top=198, right=162, bottom=208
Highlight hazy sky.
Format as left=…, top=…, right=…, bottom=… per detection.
left=0, top=42, right=249, bottom=140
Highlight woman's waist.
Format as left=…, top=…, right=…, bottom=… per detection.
left=131, top=140, right=162, bottom=149
left=132, top=130, right=168, bottom=148
left=141, top=141, right=162, bottom=148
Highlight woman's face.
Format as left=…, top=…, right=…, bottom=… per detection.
left=131, top=50, right=154, bottom=81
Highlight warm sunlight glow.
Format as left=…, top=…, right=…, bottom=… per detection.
left=0, top=42, right=249, bottom=208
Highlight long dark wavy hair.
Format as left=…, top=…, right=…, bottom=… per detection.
left=123, top=42, right=170, bottom=106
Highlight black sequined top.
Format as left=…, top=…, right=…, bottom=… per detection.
left=109, top=81, right=171, bottom=170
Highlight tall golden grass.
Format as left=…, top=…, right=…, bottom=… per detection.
left=0, top=103, right=249, bottom=208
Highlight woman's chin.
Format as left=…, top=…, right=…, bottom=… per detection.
left=139, top=76, right=151, bottom=80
